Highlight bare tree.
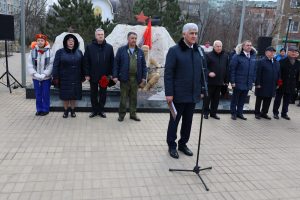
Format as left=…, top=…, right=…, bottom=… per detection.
left=115, top=0, right=136, bottom=23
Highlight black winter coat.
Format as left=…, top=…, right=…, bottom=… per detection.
left=278, top=57, right=300, bottom=94
left=84, top=39, right=114, bottom=83
left=164, top=38, right=206, bottom=103
left=52, top=34, right=84, bottom=100
left=255, top=57, right=280, bottom=97
left=206, top=50, right=229, bottom=86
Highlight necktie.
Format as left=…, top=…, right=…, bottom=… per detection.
left=247, top=53, right=250, bottom=58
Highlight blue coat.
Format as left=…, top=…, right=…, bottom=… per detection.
left=255, top=57, right=280, bottom=97
left=164, top=38, right=206, bottom=103
left=230, top=49, right=257, bottom=90
left=52, top=34, right=84, bottom=100
left=113, top=45, right=147, bottom=84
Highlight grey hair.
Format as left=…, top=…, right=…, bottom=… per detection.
left=95, top=28, right=104, bottom=33
left=182, top=23, right=198, bottom=33
left=213, top=40, right=222, bottom=47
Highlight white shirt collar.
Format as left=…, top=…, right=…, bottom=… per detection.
left=184, top=40, right=193, bottom=49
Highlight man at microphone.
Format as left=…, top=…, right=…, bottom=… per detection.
left=164, top=23, right=206, bottom=159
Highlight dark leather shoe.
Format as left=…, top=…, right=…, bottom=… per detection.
left=210, top=114, right=220, bottom=120
left=70, top=109, right=76, bottom=118
left=63, top=110, right=69, bottom=118
left=255, top=114, right=261, bottom=119
left=237, top=115, right=247, bottom=120
left=281, top=115, right=290, bottom=120
left=273, top=114, right=279, bottom=119
left=118, top=116, right=124, bottom=122
left=297, top=103, right=300, bottom=107
left=261, top=114, right=271, bottom=120
left=130, top=116, right=141, bottom=121
left=40, top=112, right=49, bottom=116
left=99, top=112, right=106, bottom=118
left=204, top=115, right=208, bottom=119
left=35, top=111, right=41, bottom=116
left=168, top=148, right=179, bottom=159
left=178, top=145, right=193, bottom=156
left=231, top=114, right=237, bottom=120
left=89, top=112, right=98, bottom=118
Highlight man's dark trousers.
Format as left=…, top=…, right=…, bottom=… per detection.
left=167, top=103, right=195, bottom=149
left=230, top=88, right=248, bottom=116
left=203, top=85, right=221, bottom=116
left=90, top=81, right=107, bottom=113
left=273, top=89, right=291, bottom=116
left=255, top=96, right=272, bottom=115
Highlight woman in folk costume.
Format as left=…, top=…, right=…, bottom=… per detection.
left=27, top=34, right=53, bottom=116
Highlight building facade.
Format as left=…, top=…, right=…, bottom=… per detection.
left=0, top=0, right=20, bottom=15
left=273, top=0, right=300, bottom=49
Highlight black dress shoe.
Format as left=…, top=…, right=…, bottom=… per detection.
left=35, top=111, right=41, bottom=116
left=210, top=114, right=220, bottom=120
left=273, top=114, right=279, bottom=119
left=204, top=114, right=208, bottom=119
left=237, top=115, right=247, bottom=120
left=70, top=109, right=76, bottom=118
left=255, top=114, right=261, bottom=119
left=89, top=112, right=98, bottom=118
left=63, top=110, right=69, bottom=118
left=40, top=111, right=49, bottom=116
left=168, top=148, right=179, bottom=159
left=231, top=114, right=237, bottom=120
left=297, top=103, right=300, bottom=107
left=178, top=145, right=193, bottom=156
left=130, top=116, right=141, bottom=121
left=281, top=115, right=291, bottom=120
left=99, top=112, right=106, bottom=118
left=260, top=114, right=271, bottom=120
left=118, top=116, right=124, bottom=122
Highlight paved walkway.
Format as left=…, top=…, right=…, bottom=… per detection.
left=0, top=85, right=300, bottom=200
left=1, top=53, right=300, bottom=199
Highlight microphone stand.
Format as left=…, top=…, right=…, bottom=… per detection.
left=169, top=47, right=212, bottom=191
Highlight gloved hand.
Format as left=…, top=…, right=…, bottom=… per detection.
left=40, top=74, right=46, bottom=80
left=34, top=73, right=42, bottom=80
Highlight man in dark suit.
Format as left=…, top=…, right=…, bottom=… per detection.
left=164, top=23, right=206, bottom=159
left=203, top=40, right=228, bottom=120
left=84, top=28, right=114, bottom=118
left=273, top=46, right=300, bottom=120
left=229, top=40, right=257, bottom=120
left=254, top=46, right=280, bottom=120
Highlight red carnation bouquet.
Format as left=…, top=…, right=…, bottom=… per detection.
left=99, top=75, right=109, bottom=88
left=277, top=79, right=283, bottom=87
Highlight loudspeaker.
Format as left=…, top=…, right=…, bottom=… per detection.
left=0, top=14, right=15, bottom=41
left=257, top=37, right=272, bottom=56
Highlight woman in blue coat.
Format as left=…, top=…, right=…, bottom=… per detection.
left=52, top=34, right=84, bottom=118
left=254, top=47, right=280, bottom=119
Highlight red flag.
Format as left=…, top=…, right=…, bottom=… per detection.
left=143, top=19, right=152, bottom=49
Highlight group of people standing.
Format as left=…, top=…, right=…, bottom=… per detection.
left=28, top=29, right=146, bottom=121
left=27, top=23, right=300, bottom=160
left=164, top=23, right=300, bottom=159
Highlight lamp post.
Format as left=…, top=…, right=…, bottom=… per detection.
left=284, top=16, right=292, bottom=50
left=238, top=0, right=247, bottom=44
left=21, top=0, right=26, bottom=87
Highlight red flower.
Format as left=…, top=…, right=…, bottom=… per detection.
left=277, top=79, right=283, bottom=87
left=99, top=75, right=109, bottom=88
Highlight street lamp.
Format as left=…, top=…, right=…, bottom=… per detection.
left=284, top=16, right=292, bottom=50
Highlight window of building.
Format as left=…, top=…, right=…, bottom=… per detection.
left=290, top=0, right=300, bottom=8
left=291, top=21, right=299, bottom=32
